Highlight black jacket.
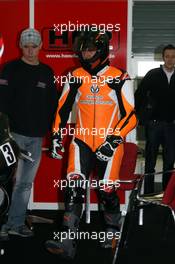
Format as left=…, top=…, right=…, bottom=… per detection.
left=0, top=59, right=58, bottom=137
left=135, top=65, right=175, bottom=124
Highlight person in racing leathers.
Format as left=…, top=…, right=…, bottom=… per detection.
left=45, top=29, right=137, bottom=259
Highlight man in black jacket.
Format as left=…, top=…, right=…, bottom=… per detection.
left=135, top=44, right=175, bottom=193
left=0, top=28, right=58, bottom=239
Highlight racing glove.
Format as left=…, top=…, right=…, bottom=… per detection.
left=50, top=132, right=64, bottom=159
left=96, top=135, right=123, bottom=162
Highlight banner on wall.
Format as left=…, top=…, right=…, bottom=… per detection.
left=36, top=1, right=128, bottom=78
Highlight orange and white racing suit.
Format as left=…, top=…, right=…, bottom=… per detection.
left=53, top=65, right=137, bottom=184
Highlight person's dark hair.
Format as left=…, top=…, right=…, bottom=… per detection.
left=162, top=44, right=175, bottom=57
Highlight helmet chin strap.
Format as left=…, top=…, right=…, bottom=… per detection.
left=100, top=56, right=109, bottom=65
left=91, top=58, right=101, bottom=69
left=83, top=59, right=109, bottom=75
left=81, top=51, right=109, bottom=74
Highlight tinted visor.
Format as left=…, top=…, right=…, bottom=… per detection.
left=73, top=31, right=100, bottom=52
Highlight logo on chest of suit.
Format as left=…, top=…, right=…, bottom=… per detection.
left=90, top=84, right=99, bottom=93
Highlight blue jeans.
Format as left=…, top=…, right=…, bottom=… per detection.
left=6, top=132, right=43, bottom=228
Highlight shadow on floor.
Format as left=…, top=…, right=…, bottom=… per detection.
left=0, top=209, right=174, bottom=264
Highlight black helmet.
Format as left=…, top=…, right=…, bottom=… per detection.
left=74, top=29, right=112, bottom=74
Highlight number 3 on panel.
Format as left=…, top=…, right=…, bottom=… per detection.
left=0, top=142, right=16, bottom=166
